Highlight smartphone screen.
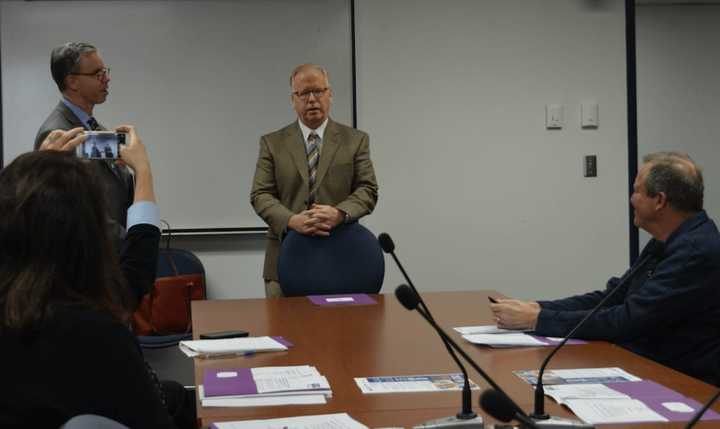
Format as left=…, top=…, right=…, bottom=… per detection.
left=78, top=131, right=125, bottom=159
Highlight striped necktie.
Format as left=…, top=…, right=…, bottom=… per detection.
left=307, top=132, right=320, bottom=207
left=87, top=117, right=101, bottom=131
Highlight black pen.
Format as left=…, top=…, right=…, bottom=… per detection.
left=487, top=296, right=498, bottom=304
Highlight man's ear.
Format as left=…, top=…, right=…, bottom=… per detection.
left=655, top=192, right=668, bottom=210
left=65, top=75, right=78, bottom=91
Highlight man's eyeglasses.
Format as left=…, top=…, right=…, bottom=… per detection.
left=292, top=87, right=329, bottom=101
left=70, top=67, right=111, bottom=81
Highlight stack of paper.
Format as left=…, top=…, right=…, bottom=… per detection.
left=200, top=365, right=332, bottom=407
left=179, top=336, right=289, bottom=358
left=209, top=413, right=369, bottom=429
left=454, top=325, right=587, bottom=347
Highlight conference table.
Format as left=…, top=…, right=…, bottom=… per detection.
left=191, top=291, right=719, bottom=428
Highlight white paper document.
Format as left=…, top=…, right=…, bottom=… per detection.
left=543, top=383, right=630, bottom=405
left=210, top=413, right=368, bottom=429
left=514, top=367, right=642, bottom=385
left=462, top=333, right=546, bottom=347
left=198, top=385, right=327, bottom=407
left=454, top=325, right=527, bottom=335
left=251, top=366, right=331, bottom=395
left=179, top=336, right=287, bottom=358
left=564, top=398, right=668, bottom=424
left=354, top=373, right=479, bottom=394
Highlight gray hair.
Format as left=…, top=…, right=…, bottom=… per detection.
left=50, top=42, right=97, bottom=92
left=289, top=63, right=330, bottom=88
left=642, top=151, right=703, bottom=213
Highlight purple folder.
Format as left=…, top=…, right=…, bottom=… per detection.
left=203, top=368, right=257, bottom=397
left=606, top=380, right=720, bottom=422
left=307, top=293, right=377, bottom=306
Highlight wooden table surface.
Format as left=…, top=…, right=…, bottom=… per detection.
left=191, top=291, right=720, bottom=428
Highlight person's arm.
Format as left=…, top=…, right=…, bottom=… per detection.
left=535, top=240, right=713, bottom=340
left=250, top=136, right=312, bottom=236
left=335, top=132, right=378, bottom=220
left=116, top=125, right=161, bottom=307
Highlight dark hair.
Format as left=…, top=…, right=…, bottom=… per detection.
left=50, top=42, right=97, bottom=92
left=0, top=151, right=130, bottom=332
left=642, top=151, right=704, bottom=213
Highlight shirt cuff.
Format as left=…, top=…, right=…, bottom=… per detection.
left=127, top=201, right=160, bottom=229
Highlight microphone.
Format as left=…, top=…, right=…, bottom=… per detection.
left=531, top=240, right=666, bottom=425
left=379, top=233, right=436, bottom=320
left=685, top=389, right=720, bottom=428
left=395, top=284, right=527, bottom=428
left=480, top=389, right=539, bottom=429
left=394, top=287, right=480, bottom=425
left=382, top=233, right=480, bottom=425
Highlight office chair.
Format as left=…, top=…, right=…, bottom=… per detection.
left=278, top=221, right=385, bottom=296
left=61, top=415, right=129, bottom=429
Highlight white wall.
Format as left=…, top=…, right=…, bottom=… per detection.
left=355, top=0, right=630, bottom=300
left=636, top=4, right=720, bottom=247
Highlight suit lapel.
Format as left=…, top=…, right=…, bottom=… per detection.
left=315, top=119, right=340, bottom=187
left=56, top=101, right=86, bottom=129
left=286, top=122, right=309, bottom=182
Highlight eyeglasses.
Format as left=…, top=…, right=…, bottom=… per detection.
left=292, top=87, right=329, bottom=101
left=70, top=67, right=111, bottom=81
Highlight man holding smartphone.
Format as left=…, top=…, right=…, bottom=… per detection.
left=34, top=42, right=133, bottom=232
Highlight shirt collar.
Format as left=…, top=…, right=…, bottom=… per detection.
left=61, top=98, right=93, bottom=129
left=664, top=210, right=709, bottom=246
left=298, top=118, right=329, bottom=143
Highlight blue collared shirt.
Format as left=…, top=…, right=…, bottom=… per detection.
left=61, top=98, right=94, bottom=129
left=127, top=201, right=161, bottom=230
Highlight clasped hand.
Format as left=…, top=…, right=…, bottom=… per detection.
left=289, top=204, right=344, bottom=236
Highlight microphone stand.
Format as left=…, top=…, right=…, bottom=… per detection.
left=381, top=234, right=480, bottom=426
left=685, top=389, right=720, bottom=428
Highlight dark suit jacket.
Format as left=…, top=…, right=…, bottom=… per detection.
left=250, top=119, right=378, bottom=281
left=35, top=101, right=134, bottom=229
left=535, top=211, right=720, bottom=386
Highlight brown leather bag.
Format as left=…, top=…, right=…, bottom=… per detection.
left=133, top=247, right=206, bottom=336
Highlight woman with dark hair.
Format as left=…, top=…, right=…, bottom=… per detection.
left=0, top=127, right=176, bottom=428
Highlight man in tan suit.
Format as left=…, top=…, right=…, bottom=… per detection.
left=250, top=64, right=379, bottom=297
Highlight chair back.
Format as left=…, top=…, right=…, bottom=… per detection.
left=278, top=222, right=384, bottom=296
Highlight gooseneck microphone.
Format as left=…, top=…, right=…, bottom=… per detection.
left=382, top=231, right=478, bottom=424
left=531, top=240, right=666, bottom=424
left=685, top=389, right=720, bottom=428
left=479, top=389, right=539, bottom=429
left=395, top=284, right=528, bottom=428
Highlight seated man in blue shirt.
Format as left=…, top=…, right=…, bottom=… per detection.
left=491, top=152, right=720, bottom=386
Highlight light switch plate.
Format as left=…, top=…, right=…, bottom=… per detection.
left=546, top=104, right=564, bottom=129
left=581, top=102, right=599, bottom=128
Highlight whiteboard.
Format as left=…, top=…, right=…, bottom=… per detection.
left=1, top=0, right=353, bottom=230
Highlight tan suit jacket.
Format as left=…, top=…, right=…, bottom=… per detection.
left=250, top=119, right=378, bottom=281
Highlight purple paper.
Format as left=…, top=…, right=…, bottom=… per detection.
left=203, top=368, right=257, bottom=397
left=529, top=335, right=588, bottom=346
left=607, top=380, right=720, bottom=422
left=271, top=336, right=294, bottom=347
left=307, top=293, right=377, bottom=306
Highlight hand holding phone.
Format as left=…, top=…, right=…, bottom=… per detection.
left=199, top=330, right=249, bottom=340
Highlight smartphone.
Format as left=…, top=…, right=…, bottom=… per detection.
left=199, top=330, right=249, bottom=340
left=76, top=131, right=126, bottom=160
left=488, top=296, right=498, bottom=304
